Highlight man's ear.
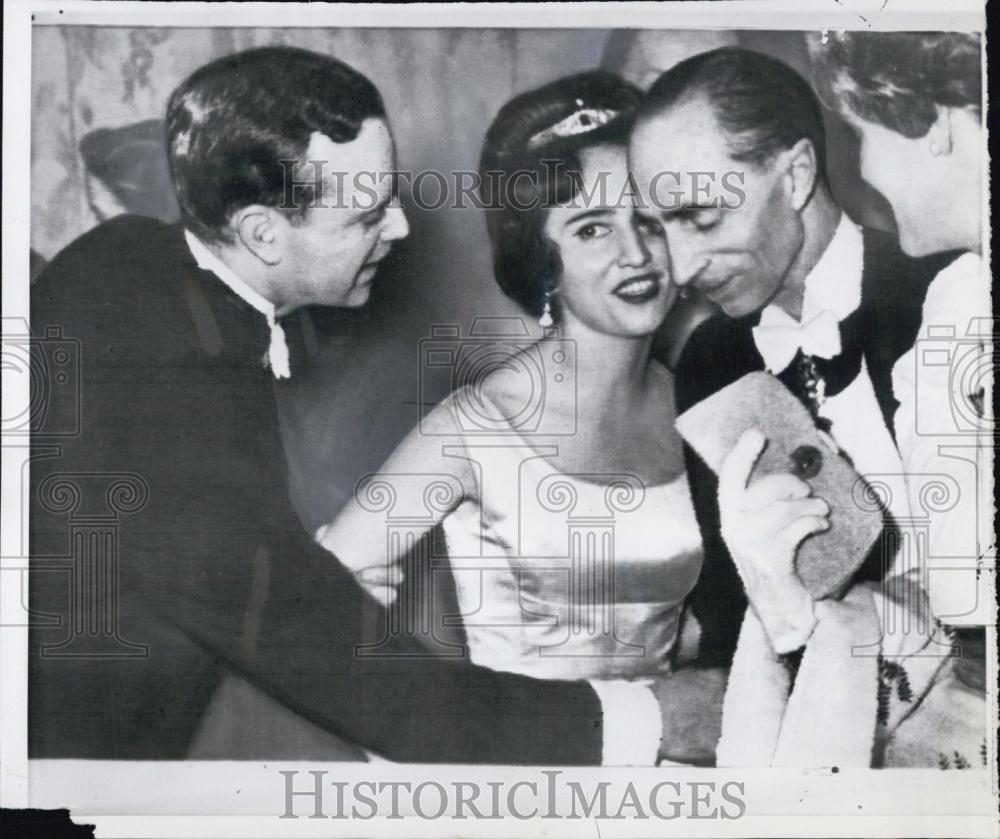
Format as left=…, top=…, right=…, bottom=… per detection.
left=232, top=206, right=285, bottom=266
left=926, top=107, right=954, bottom=157
left=783, top=138, right=819, bottom=213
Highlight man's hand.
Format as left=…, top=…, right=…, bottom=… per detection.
left=653, top=667, right=728, bottom=766
left=718, top=429, right=828, bottom=653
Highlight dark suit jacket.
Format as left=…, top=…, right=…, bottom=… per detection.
left=671, top=227, right=957, bottom=665
left=29, top=215, right=604, bottom=763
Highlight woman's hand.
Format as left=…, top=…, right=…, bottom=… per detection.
left=315, top=524, right=404, bottom=607
left=355, top=564, right=404, bottom=607
left=718, top=430, right=829, bottom=653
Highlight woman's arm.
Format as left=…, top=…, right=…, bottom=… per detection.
left=315, top=396, right=477, bottom=605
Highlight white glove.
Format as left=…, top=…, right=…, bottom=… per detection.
left=719, top=429, right=829, bottom=653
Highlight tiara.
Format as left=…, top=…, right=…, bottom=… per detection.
left=526, top=99, right=620, bottom=150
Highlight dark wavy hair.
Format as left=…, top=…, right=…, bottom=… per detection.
left=808, top=32, right=982, bottom=138
left=478, top=71, right=642, bottom=320
left=166, top=46, right=385, bottom=243
left=638, top=47, right=828, bottom=183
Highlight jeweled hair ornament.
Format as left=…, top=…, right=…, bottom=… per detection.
left=526, top=98, right=620, bottom=150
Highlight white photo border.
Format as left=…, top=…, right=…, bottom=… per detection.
left=2, top=2, right=995, bottom=837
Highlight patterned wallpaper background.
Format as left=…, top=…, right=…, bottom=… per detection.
left=32, top=27, right=615, bottom=269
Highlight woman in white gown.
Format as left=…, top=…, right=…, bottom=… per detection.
left=805, top=32, right=989, bottom=768
left=810, top=31, right=990, bottom=625
left=319, top=72, right=705, bottom=687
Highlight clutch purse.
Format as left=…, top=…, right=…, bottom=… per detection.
left=675, top=371, right=882, bottom=599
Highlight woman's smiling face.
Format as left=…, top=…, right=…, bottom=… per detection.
left=542, top=143, right=674, bottom=338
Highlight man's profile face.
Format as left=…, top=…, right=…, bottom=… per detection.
left=629, top=97, right=805, bottom=319
left=282, top=118, right=409, bottom=309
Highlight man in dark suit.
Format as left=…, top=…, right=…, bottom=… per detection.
left=629, top=47, right=958, bottom=666
left=30, top=46, right=723, bottom=765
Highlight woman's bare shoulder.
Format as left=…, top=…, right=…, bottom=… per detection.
left=420, top=390, right=470, bottom=437
left=478, top=341, right=577, bottom=420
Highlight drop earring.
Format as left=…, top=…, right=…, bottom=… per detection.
left=538, top=290, right=554, bottom=327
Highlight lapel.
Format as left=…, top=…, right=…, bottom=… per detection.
left=856, top=228, right=961, bottom=443
left=166, top=224, right=273, bottom=372
left=674, top=313, right=764, bottom=413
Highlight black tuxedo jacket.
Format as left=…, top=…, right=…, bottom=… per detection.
left=671, top=227, right=957, bottom=665
left=29, top=216, right=603, bottom=763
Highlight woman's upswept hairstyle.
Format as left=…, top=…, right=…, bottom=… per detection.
left=166, top=46, right=385, bottom=243
left=478, top=71, right=642, bottom=320
left=808, top=32, right=982, bottom=138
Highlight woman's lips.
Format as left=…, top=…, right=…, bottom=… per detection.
left=612, top=272, right=662, bottom=303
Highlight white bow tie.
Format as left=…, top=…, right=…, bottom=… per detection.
left=752, top=308, right=842, bottom=374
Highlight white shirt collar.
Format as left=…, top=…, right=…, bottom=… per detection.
left=799, top=212, right=864, bottom=324
left=183, top=230, right=291, bottom=379
left=760, top=213, right=864, bottom=330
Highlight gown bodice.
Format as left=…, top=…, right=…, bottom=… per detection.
left=439, top=389, right=704, bottom=681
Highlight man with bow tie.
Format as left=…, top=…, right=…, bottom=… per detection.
left=629, top=48, right=980, bottom=767
left=30, top=46, right=725, bottom=766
